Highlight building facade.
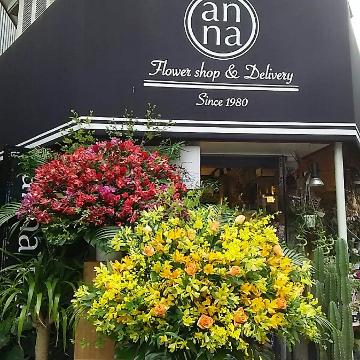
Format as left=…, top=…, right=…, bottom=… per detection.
left=0, top=1, right=360, bottom=357
left=0, top=2, right=15, bottom=55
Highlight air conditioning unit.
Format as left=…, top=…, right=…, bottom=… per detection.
left=17, top=0, right=56, bottom=36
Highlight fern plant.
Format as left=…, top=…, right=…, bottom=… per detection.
left=0, top=202, right=20, bottom=227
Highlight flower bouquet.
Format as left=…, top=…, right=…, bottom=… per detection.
left=18, top=139, right=186, bottom=248
left=73, top=204, right=325, bottom=359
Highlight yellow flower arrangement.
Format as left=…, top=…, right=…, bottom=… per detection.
left=73, top=205, right=323, bottom=358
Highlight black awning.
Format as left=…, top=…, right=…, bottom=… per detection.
left=0, top=0, right=358, bottom=148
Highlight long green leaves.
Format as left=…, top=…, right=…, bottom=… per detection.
left=0, top=248, right=81, bottom=350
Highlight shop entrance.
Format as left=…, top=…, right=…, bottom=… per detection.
left=200, top=155, right=283, bottom=214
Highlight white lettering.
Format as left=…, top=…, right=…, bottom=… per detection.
left=244, top=64, right=294, bottom=85
left=203, top=25, right=221, bottom=45
left=18, top=234, right=39, bottom=252
left=223, top=3, right=241, bottom=22
left=149, top=59, right=192, bottom=77
left=225, top=26, right=241, bottom=46
left=202, top=2, right=219, bottom=21
left=196, top=92, right=223, bottom=106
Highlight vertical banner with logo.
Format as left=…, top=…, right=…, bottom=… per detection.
left=0, top=147, right=41, bottom=269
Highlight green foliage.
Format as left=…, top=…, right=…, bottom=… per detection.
left=154, top=140, right=185, bottom=162
left=282, top=245, right=311, bottom=267
left=0, top=247, right=81, bottom=350
left=41, top=216, right=87, bottom=246
left=84, top=226, right=121, bottom=252
left=0, top=202, right=20, bottom=227
left=60, top=110, right=96, bottom=153
left=17, top=147, right=54, bottom=177
left=114, top=341, right=275, bottom=360
left=313, top=238, right=354, bottom=360
left=288, top=196, right=335, bottom=254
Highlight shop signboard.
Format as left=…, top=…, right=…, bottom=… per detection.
left=0, top=148, right=41, bottom=269
left=0, top=0, right=357, bottom=147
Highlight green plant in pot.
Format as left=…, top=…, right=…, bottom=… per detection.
left=0, top=247, right=80, bottom=360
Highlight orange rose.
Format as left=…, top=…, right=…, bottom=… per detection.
left=273, top=244, right=284, bottom=257
left=143, top=245, right=155, bottom=257
left=233, top=307, right=248, bottom=326
left=228, top=266, right=241, bottom=276
left=185, top=262, right=198, bottom=276
left=153, top=304, right=167, bottom=317
left=197, top=314, right=214, bottom=329
left=276, top=297, right=287, bottom=309
left=209, top=221, right=220, bottom=232
left=235, top=215, right=246, bottom=225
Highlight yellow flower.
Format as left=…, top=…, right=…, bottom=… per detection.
left=74, top=208, right=322, bottom=354
left=160, top=263, right=173, bottom=279
left=273, top=244, right=284, bottom=257
left=203, top=264, right=214, bottom=275
left=241, top=283, right=253, bottom=295
left=171, top=268, right=182, bottom=279
left=194, top=218, right=203, bottom=229
left=268, top=313, right=285, bottom=328
left=187, top=229, right=196, bottom=240
left=250, top=297, right=266, bottom=313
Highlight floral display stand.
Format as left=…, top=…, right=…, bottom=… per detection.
left=74, top=262, right=115, bottom=360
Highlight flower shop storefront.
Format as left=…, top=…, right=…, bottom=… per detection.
left=0, top=0, right=360, bottom=359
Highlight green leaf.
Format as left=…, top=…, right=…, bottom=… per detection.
left=145, top=353, right=168, bottom=360
left=52, top=293, right=60, bottom=326
left=2, top=345, right=24, bottom=360
left=85, top=226, right=120, bottom=250
left=61, top=309, right=68, bottom=351
left=35, top=293, right=43, bottom=319
left=17, top=306, right=28, bottom=339
left=1, top=291, right=20, bottom=318
left=0, top=333, right=10, bottom=349
left=0, top=203, right=20, bottom=227
left=116, top=345, right=137, bottom=360
left=26, top=279, right=35, bottom=311
left=45, top=280, right=55, bottom=320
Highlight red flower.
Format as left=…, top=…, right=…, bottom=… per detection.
left=19, top=139, right=186, bottom=233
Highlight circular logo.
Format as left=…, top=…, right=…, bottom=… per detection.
left=184, top=0, right=259, bottom=60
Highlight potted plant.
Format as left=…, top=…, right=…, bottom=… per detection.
left=0, top=247, right=80, bottom=360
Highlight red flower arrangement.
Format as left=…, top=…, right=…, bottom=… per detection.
left=18, top=139, right=186, bottom=245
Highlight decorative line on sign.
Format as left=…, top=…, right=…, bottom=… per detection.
left=143, top=80, right=300, bottom=92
